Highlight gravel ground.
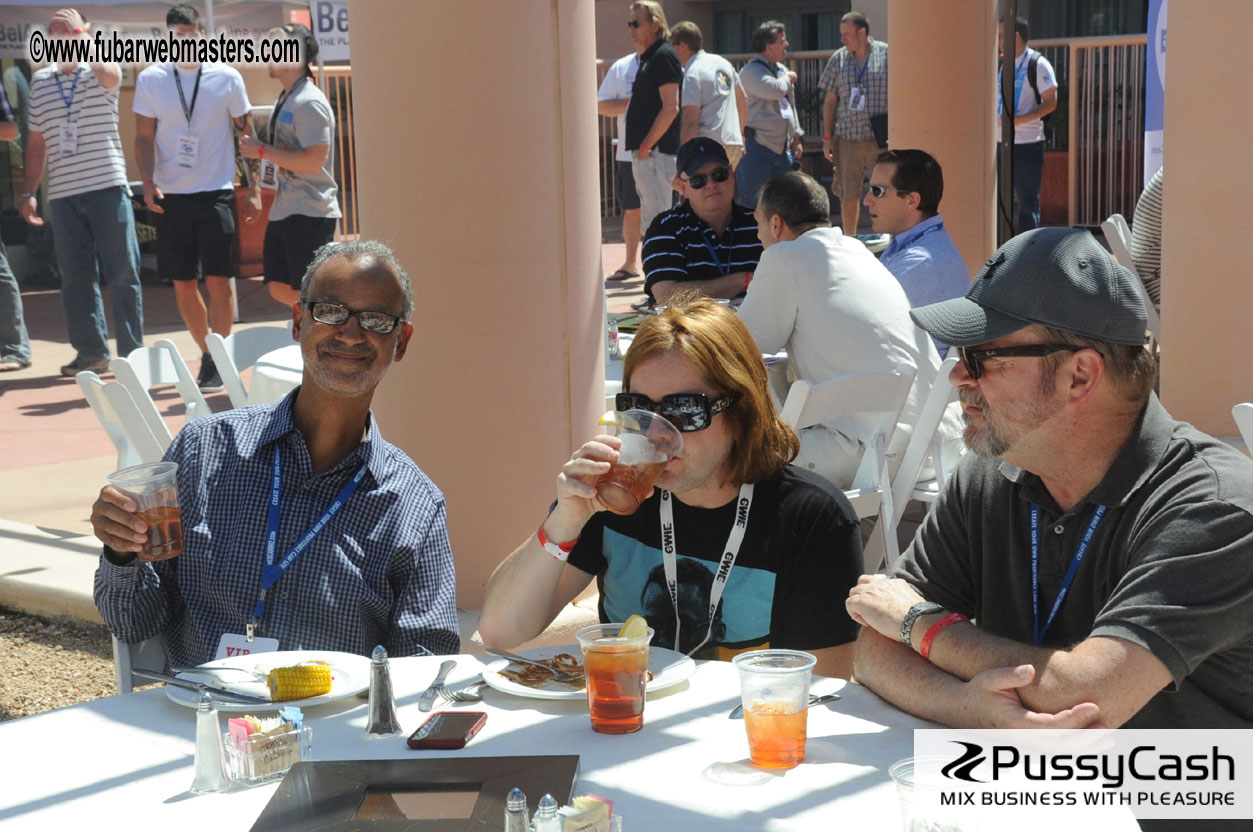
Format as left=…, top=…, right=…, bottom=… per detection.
left=0, top=605, right=118, bottom=721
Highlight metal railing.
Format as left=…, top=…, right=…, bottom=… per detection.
left=598, top=37, right=1150, bottom=227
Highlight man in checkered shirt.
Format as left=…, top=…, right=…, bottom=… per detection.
left=91, top=241, right=459, bottom=667
left=818, top=11, right=889, bottom=235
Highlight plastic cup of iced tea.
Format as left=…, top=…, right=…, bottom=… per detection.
left=575, top=622, right=654, bottom=734
left=595, top=409, right=683, bottom=515
left=107, top=462, right=184, bottom=562
left=732, top=649, right=816, bottom=769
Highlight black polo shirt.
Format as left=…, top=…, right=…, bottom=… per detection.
left=642, top=202, right=764, bottom=302
left=896, top=394, right=1253, bottom=729
left=624, top=38, right=683, bottom=154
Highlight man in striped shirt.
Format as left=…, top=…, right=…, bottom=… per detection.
left=0, top=78, right=31, bottom=372
left=21, top=8, right=144, bottom=376
left=640, top=137, right=763, bottom=307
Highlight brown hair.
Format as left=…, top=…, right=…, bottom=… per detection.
left=624, top=295, right=799, bottom=484
left=669, top=21, right=702, bottom=52
left=1036, top=325, right=1158, bottom=404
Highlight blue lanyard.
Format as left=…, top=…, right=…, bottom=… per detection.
left=701, top=232, right=730, bottom=276
left=247, top=444, right=368, bottom=638
left=53, top=69, right=79, bottom=113
left=1030, top=503, right=1107, bottom=646
left=851, top=50, right=870, bottom=87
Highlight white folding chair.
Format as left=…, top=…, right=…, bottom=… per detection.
left=110, top=340, right=211, bottom=450
left=1101, top=214, right=1162, bottom=344
left=206, top=326, right=293, bottom=408
left=864, top=356, right=961, bottom=569
left=113, top=634, right=168, bottom=694
left=76, top=371, right=166, bottom=469
left=780, top=365, right=916, bottom=572
left=1233, top=403, right=1253, bottom=453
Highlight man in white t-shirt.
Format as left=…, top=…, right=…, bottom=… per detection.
left=596, top=50, right=643, bottom=282
left=740, top=171, right=960, bottom=490
left=669, top=22, right=745, bottom=169
left=135, top=4, right=261, bottom=389
left=21, top=7, right=144, bottom=376
left=997, top=16, right=1057, bottom=233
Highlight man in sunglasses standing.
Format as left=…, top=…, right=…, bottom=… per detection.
left=480, top=297, right=863, bottom=679
left=624, top=1, right=682, bottom=237
left=640, top=137, right=762, bottom=307
left=846, top=227, right=1253, bottom=731
left=90, top=241, right=460, bottom=666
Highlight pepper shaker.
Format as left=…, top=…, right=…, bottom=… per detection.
left=365, top=645, right=403, bottom=738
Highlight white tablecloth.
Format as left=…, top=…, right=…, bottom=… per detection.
left=246, top=344, right=303, bottom=406
left=0, top=655, right=1140, bottom=831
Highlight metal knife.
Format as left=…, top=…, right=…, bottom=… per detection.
left=417, top=659, right=456, bottom=712
left=131, top=667, right=273, bottom=704
left=729, top=692, right=842, bottom=720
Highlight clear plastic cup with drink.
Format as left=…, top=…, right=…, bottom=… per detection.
left=733, top=649, right=817, bottom=769
left=575, top=621, right=654, bottom=734
left=107, top=462, right=184, bottom=561
left=595, top=409, right=683, bottom=515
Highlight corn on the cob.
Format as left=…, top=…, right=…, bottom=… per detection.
left=266, top=664, right=332, bottom=701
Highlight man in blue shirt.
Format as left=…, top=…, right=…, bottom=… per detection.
left=90, top=240, right=459, bottom=667
left=865, top=149, right=969, bottom=355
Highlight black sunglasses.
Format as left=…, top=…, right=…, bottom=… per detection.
left=305, top=301, right=405, bottom=334
left=958, top=343, right=1083, bottom=380
left=683, top=166, right=731, bottom=190
left=867, top=184, right=908, bottom=198
left=616, top=391, right=734, bottom=432
left=626, top=19, right=642, bottom=28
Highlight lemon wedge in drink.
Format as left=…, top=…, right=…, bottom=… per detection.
left=598, top=410, right=641, bottom=431
left=618, top=614, right=650, bottom=639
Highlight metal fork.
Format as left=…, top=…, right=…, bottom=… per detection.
left=438, top=680, right=488, bottom=705
left=484, top=647, right=583, bottom=684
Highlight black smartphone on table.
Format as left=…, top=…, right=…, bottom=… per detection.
left=407, top=711, right=488, bottom=749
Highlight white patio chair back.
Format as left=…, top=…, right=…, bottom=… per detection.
left=75, top=371, right=166, bottom=469
left=1101, top=214, right=1162, bottom=344
left=110, top=340, right=210, bottom=449
left=864, top=356, right=961, bottom=570
left=207, top=326, right=293, bottom=408
left=1233, top=403, right=1253, bottom=453
left=780, top=365, right=916, bottom=571
left=113, top=634, right=168, bottom=694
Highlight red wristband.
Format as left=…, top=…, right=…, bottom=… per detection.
left=823, top=135, right=832, bottom=141
left=143, top=179, right=154, bottom=186
left=920, top=612, right=967, bottom=660
left=71, top=27, right=87, bottom=35
left=744, top=272, right=752, bottom=291
left=537, top=522, right=578, bottom=562
left=257, top=144, right=266, bottom=159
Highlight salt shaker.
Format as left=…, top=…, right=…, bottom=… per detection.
left=503, top=787, right=529, bottom=832
left=532, top=793, right=560, bottom=832
left=189, top=689, right=227, bottom=793
left=365, top=645, right=403, bottom=738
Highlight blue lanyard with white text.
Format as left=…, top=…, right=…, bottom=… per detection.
left=54, top=69, right=79, bottom=113
left=247, top=444, right=368, bottom=639
left=1029, top=503, right=1107, bottom=646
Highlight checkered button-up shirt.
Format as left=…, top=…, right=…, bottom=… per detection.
left=94, top=390, right=460, bottom=667
left=818, top=39, right=889, bottom=142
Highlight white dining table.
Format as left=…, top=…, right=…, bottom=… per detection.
left=0, top=654, right=1138, bottom=831
left=246, top=344, right=304, bottom=406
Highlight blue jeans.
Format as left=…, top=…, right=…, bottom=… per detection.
left=0, top=235, right=31, bottom=365
left=1012, top=140, right=1045, bottom=232
left=48, top=185, right=144, bottom=359
left=735, top=137, right=793, bottom=209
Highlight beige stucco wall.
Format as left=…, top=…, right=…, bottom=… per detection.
left=886, top=0, right=996, bottom=275
left=1158, top=0, right=1252, bottom=435
left=349, top=0, right=604, bottom=609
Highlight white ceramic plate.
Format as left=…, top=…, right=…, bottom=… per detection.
left=167, top=650, right=371, bottom=712
left=481, top=644, right=696, bottom=701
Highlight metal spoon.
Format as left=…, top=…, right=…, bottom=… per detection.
left=728, top=692, right=842, bottom=720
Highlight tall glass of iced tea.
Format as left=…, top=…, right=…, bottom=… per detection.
left=575, top=622, right=654, bottom=734
left=107, top=462, right=184, bottom=561
left=595, top=409, right=683, bottom=515
left=732, top=649, right=816, bottom=769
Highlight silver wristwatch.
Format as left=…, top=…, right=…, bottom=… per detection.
left=900, top=601, right=945, bottom=648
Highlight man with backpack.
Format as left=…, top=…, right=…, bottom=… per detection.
left=998, top=16, right=1056, bottom=233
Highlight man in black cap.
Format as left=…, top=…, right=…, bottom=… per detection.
left=640, top=137, right=763, bottom=307
left=845, top=227, right=1253, bottom=730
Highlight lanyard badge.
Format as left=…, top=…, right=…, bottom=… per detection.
left=1029, top=503, right=1107, bottom=646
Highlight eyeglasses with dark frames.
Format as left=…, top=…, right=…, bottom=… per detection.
left=867, top=184, right=909, bottom=198
left=626, top=19, right=642, bottom=28
left=615, top=391, right=734, bottom=432
left=682, top=166, right=731, bottom=190
left=958, top=343, right=1084, bottom=380
left=304, top=301, right=406, bottom=334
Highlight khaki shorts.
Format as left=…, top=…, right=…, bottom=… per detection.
left=831, top=136, right=881, bottom=202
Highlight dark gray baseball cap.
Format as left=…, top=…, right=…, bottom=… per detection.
left=910, top=227, right=1150, bottom=348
